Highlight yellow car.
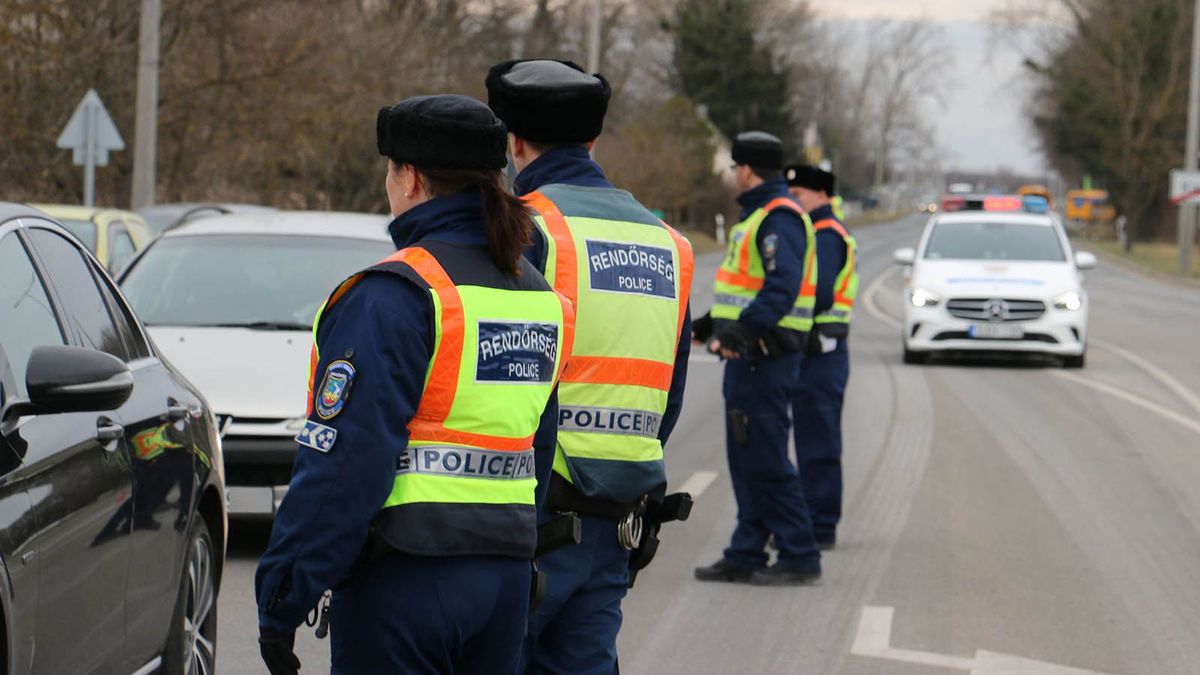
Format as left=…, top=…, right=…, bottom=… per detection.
left=30, top=204, right=155, bottom=273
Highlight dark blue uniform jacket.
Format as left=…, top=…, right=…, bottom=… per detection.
left=515, top=145, right=690, bottom=447
left=255, top=191, right=560, bottom=632
left=807, top=204, right=848, bottom=316
left=735, top=178, right=809, bottom=338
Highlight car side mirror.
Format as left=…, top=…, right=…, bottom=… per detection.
left=1, top=346, right=133, bottom=421
left=893, top=247, right=916, bottom=265
left=1074, top=251, right=1097, bottom=270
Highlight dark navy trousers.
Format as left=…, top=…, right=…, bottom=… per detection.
left=722, top=353, right=821, bottom=571
left=791, top=338, right=850, bottom=543
left=330, top=552, right=530, bottom=675
left=523, top=514, right=630, bottom=675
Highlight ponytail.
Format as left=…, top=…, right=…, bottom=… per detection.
left=415, top=167, right=532, bottom=275
left=479, top=173, right=532, bottom=275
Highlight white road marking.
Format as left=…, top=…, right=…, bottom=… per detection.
left=1052, top=370, right=1200, bottom=436
left=677, top=470, right=718, bottom=498
left=851, top=606, right=1112, bottom=674
left=862, top=266, right=904, bottom=330
left=1092, top=338, right=1200, bottom=417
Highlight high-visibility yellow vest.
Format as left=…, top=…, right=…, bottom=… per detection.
left=524, top=184, right=694, bottom=503
left=712, top=196, right=817, bottom=334
left=812, top=217, right=858, bottom=337
left=310, top=243, right=575, bottom=558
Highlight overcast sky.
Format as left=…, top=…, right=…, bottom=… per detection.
left=814, top=0, right=1047, bottom=176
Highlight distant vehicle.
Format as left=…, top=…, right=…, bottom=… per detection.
left=29, top=203, right=154, bottom=274
left=947, top=182, right=974, bottom=194
left=1064, top=189, right=1116, bottom=223
left=917, top=194, right=939, bottom=213
left=138, top=202, right=278, bottom=235
left=1017, top=184, right=1053, bottom=208
left=894, top=197, right=1094, bottom=367
left=119, top=211, right=393, bottom=517
left=0, top=203, right=225, bottom=674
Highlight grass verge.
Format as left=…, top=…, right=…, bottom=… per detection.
left=1073, top=236, right=1200, bottom=282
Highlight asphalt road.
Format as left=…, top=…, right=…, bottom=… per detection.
left=215, top=213, right=1200, bottom=674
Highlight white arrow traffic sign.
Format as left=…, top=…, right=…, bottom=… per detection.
left=852, top=606, right=1112, bottom=674
left=57, top=89, right=125, bottom=207
left=1169, top=168, right=1200, bottom=205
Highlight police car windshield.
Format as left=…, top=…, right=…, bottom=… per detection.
left=120, top=234, right=393, bottom=328
left=923, top=221, right=1065, bottom=262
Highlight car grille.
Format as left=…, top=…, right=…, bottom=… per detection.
left=945, top=298, right=1045, bottom=322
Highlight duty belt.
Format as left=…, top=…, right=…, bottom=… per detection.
left=547, top=473, right=637, bottom=521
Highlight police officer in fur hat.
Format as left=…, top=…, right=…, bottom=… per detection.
left=487, top=58, right=695, bottom=674
left=255, top=94, right=572, bottom=675
left=693, top=132, right=823, bottom=586
left=785, top=163, right=857, bottom=551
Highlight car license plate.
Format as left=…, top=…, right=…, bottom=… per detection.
left=226, top=487, right=275, bottom=515
left=968, top=323, right=1024, bottom=339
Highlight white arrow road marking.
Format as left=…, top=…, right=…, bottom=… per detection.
left=677, top=470, right=718, bottom=498
left=852, top=607, right=1114, bottom=674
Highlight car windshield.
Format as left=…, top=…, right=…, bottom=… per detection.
left=58, top=218, right=98, bottom=251
left=923, top=221, right=1065, bottom=262
left=120, top=234, right=392, bottom=328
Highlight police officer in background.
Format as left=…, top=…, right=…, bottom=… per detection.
left=486, top=58, right=694, bottom=674
left=785, top=163, right=856, bottom=550
left=693, top=132, right=822, bottom=586
left=255, top=94, right=573, bottom=675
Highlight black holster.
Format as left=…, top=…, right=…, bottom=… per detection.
left=627, top=491, right=693, bottom=588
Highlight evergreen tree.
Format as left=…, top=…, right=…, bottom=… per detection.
left=672, top=0, right=795, bottom=149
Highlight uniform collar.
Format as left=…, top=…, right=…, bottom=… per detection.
left=387, top=190, right=489, bottom=250
left=513, top=145, right=612, bottom=196
left=807, top=204, right=836, bottom=223
left=736, top=178, right=790, bottom=220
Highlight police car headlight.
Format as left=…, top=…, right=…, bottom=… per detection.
left=1053, top=291, right=1082, bottom=311
left=910, top=288, right=941, bottom=308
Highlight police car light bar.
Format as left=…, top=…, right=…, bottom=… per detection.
left=942, top=194, right=1049, bottom=214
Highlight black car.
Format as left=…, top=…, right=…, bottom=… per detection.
left=0, top=203, right=225, bottom=675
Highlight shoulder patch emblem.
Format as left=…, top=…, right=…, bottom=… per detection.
left=296, top=420, right=338, bottom=453
left=763, top=233, right=779, bottom=259
left=315, top=360, right=355, bottom=420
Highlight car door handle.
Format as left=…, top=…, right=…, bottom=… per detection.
left=96, top=418, right=125, bottom=447
left=166, top=399, right=189, bottom=422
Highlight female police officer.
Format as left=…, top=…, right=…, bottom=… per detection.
left=255, top=94, right=574, bottom=674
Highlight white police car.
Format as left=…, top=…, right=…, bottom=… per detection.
left=893, top=196, right=1095, bottom=367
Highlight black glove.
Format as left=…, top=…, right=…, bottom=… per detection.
left=259, top=626, right=300, bottom=675
left=711, top=321, right=759, bottom=358
left=692, top=312, right=713, bottom=343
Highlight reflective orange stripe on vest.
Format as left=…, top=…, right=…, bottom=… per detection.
left=724, top=197, right=815, bottom=296
left=524, top=192, right=683, bottom=392
left=310, top=246, right=573, bottom=452
left=813, top=217, right=856, bottom=306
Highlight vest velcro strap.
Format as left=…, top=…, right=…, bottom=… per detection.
left=664, top=224, right=695, bottom=341
left=562, top=355, right=674, bottom=391
left=715, top=267, right=764, bottom=291
left=390, top=247, right=464, bottom=428
left=408, top=421, right=535, bottom=452
left=813, top=218, right=850, bottom=238
left=524, top=191, right=578, bottom=308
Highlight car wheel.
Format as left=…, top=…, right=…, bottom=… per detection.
left=903, top=346, right=927, bottom=365
left=164, top=517, right=218, bottom=675
left=1062, top=351, right=1086, bottom=369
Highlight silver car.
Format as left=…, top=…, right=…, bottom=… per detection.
left=119, top=211, right=394, bottom=516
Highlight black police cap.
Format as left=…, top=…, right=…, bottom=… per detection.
left=376, top=94, right=508, bottom=171
left=784, top=163, right=836, bottom=195
left=731, top=131, right=784, bottom=172
left=486, top=59, right=612, bottom=144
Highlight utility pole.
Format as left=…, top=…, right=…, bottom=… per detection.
left=587, top=0, right=602, bottom=73
left=1179, top=0, right=1200, bottom=273
left=131, top=0, right=162, bottom=210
